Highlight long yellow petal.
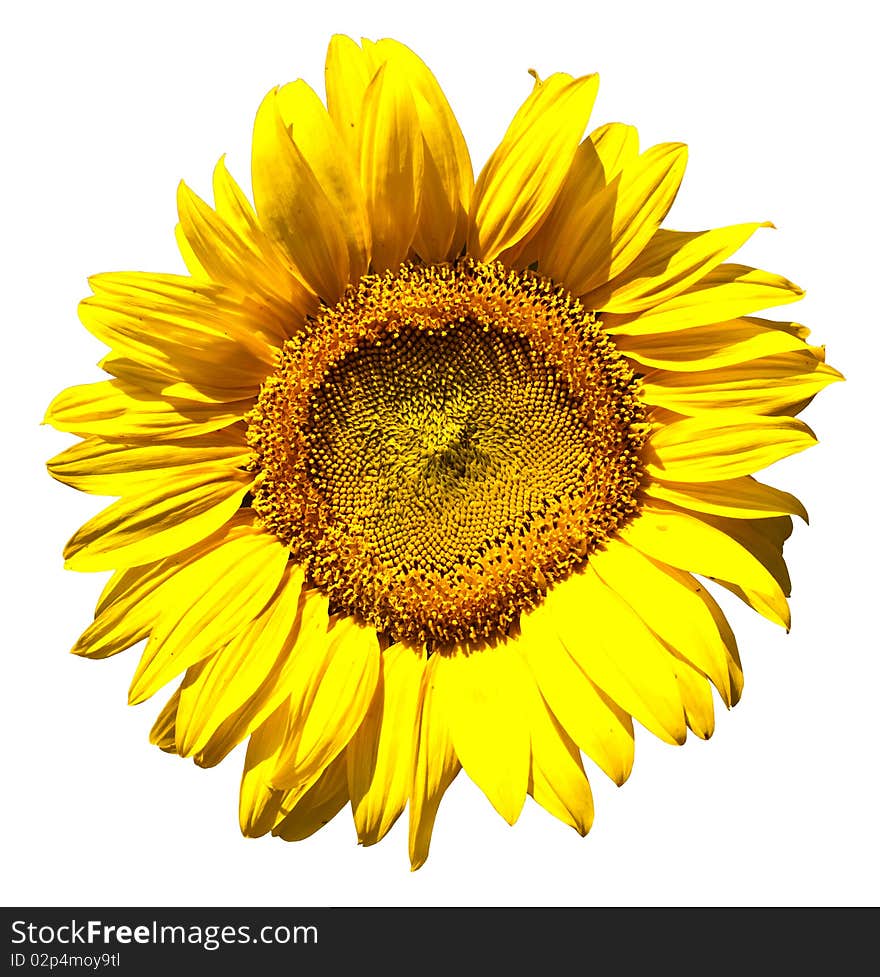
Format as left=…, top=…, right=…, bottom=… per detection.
left=516, top=612, right=634, bottom=784
left=192, top=585, right=329, bottom=768
left=641, top=352, right=843, bottom=417
left=324, top=34, right=374, bottom=158
left=614, top=316, right=814, bottom=371
left=72, top=567, right=164, bottom=660
left=47, top=432, right=251, bottom=495
left=347, top=641, right=427, bottom=846
left=431, top=641, right=532, bottom=825
left=673, top=655, right=715, bottom=739
left=239, top=704, right=289, bottom=837
left=623, top=506, right=791, bottom=628
left=505, top=121, right=639, bottom=270
left=603, top=263, right=804, bottom=335
left=583, top=222, right=772, bottom=313
left=275, top=80, right=371, bottom=282
left=543, top=570, right=688, bottom=745
left=251, top=88, right=351, bottom=302
left=128, top=525, right=289, bottom=703
left=80, top=293, right=271, bottom=397
left=44, top=379, right=252, bottom=441
left=589, top=540, right=737, bottom=706
left=209, top=157, right=320, bottom=324
left=358, top=60, right=425, bottom=272
left=540, top=142, right=688, bottom=296
left=270, top=616, right=381, bottom=795
left=647, top=413, right=817, bottom=482
left=644, top=475, right=808, bottom=522
left=368, top=39, right=473, bottom=262
left=85, top=272, right=277, bottom=364
left=272, top=753, right=350, bottom=841
left=149, top=688, right=181, bottom=754
left=468, top=72, right=599, bottom=261
left=95, top=356, right=256, bottom=407
left=63, top=466, right=254, bottom=572
left=408, top=653, right=460, bottom=871
left=176, top=180, right=312, bottom=340
left=527, top=692, right=594, bottom=835
left=173, top=564, right=306, bottom=758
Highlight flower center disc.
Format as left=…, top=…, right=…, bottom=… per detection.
left=248, top=259, right=645, bottom=647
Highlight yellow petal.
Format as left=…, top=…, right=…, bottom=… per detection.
left=369, top=39, right=473, bottom=262
left=589, top=540, right=738, bottom=707
left=431, top=641, right=532, bottom=824
left=540, top=142, right=689, bottom=296
left=516, top=611, right=634, bottom=784
left=505, top=121, right=639, bottom=270
left=543, top=570, right=688, bottom=745
left=86, top=272, right=277, bottom=362
left=674, top=656, right=715, bottom=739
left=63, top=466, right=254, bottom=572
left=149, top=688, right=181, bottom=753
left=176, top=179, right=312, bottom=339
left=644, top=475, right=808, bottom=522
left=641, top=352, right=843, bottom=417
left=584, top=222, right=773, bottom=313
left=408, top=652, right=460, bottom=870
left=128, top=524, right=289, bottom=703
left=70, top=547, right=209, bottom=659
left=270, top=616, right=381, bottom=795
left=192, top=584, right=330, bottom=768
left=324, top=34, right=374, bottom=158
left=623, top=506, right=791, bottom=628
left=239, top=704, right=288, bottom=837
left=614, top=316, right=814, bottom=371
left=647, top=413, right=817, bottom=482
left=468, top=72, right=599, bottom=261
left=275, top=80, right=371, bottom=282
left=95, top=356, right=255, bottom=407
left=272, top=753, right=350, bottom=841
left=80, top=292, right=271, bottom=396
left=251, top=88, right=351, bottom=302
left=358, top=59, right=425, bottom=272
left=603, top=263, right=804, bottom=335
left=210, top=157, right=320, bottom=324
left=527, top=691, right=594, bottom=835
left=45, top=379, right=252, bottom=441
left=173, top=564, right=306, bottom=758
left=47, top=432, right=251, bottom=495
left=347, top=641, right=427, bottom=846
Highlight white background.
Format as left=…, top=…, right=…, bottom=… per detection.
left=3, top=0, right=876, bottom=908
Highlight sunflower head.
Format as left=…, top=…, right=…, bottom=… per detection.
left=46, top=34, right=841, bottom=869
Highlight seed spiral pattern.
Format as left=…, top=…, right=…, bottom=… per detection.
left=247, top=259, right=646, bottom=645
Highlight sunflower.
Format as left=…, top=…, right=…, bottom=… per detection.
left=46, top=35, right=841, bottom=869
